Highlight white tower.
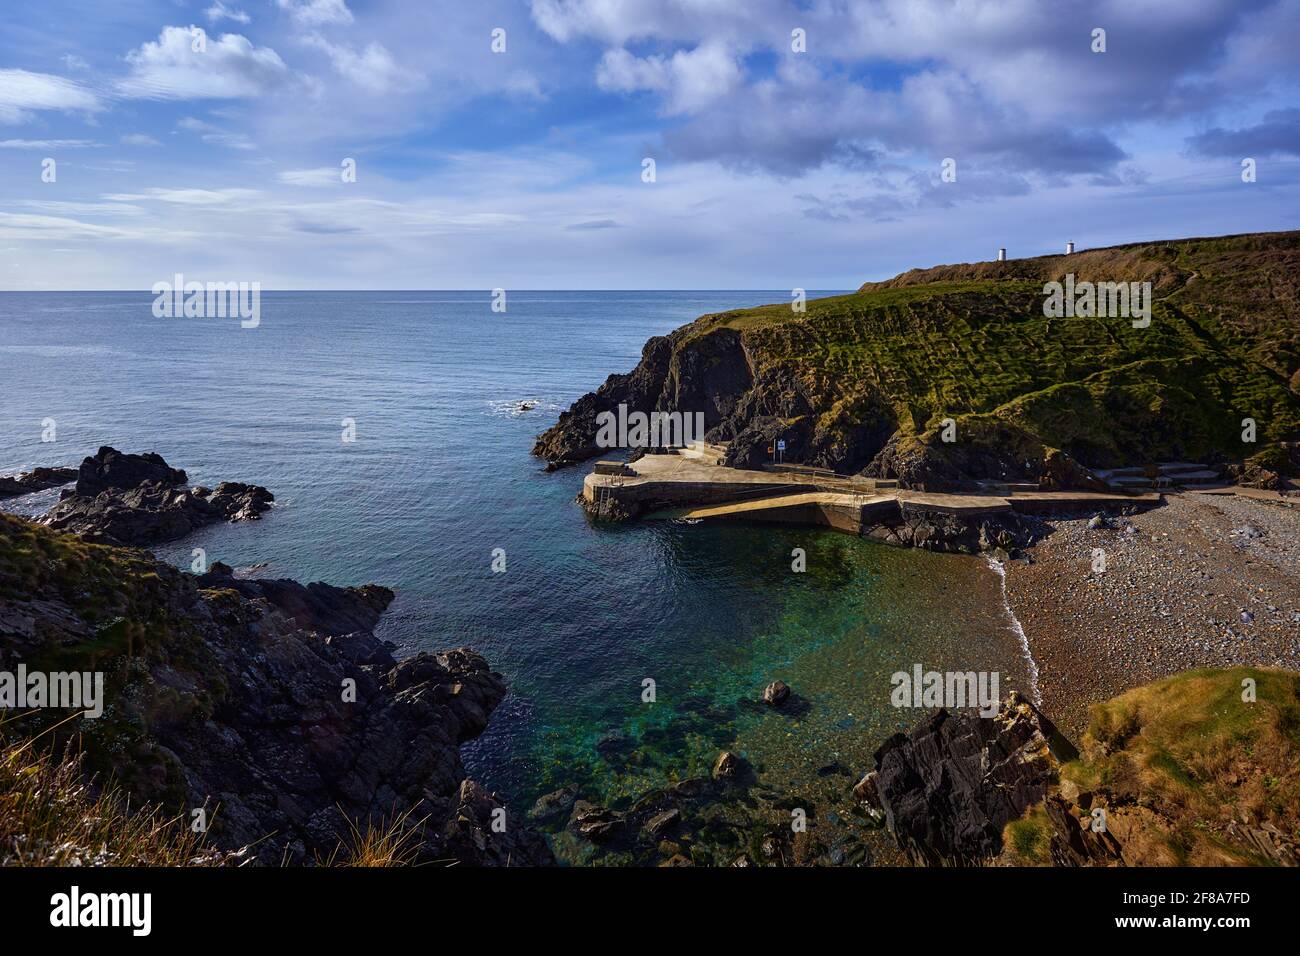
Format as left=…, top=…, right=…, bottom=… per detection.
left=1066, top=241, right=1075, bottom=254
left=997, top=248, right=1007, bottom=261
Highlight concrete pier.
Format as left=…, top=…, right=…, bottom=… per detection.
left=582, top=449, right=1161, bottom=533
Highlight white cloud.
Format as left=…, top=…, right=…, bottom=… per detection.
left=0, top=138, right=101, bottom=149
left=0, top=212, right=129, bottom=241
left=205, top=2, right=252, bottom=25
left=277, top=0, right=353, bottom=27
left=278, top=166, right=340, bottom=186
left=103, top=186, right=260, bottom=205
left=120, top=133, right=163, bottom=146
left=18, top=200, right=145, bottom=216
left=118, top=26, right=288, bottom=100
left=0, top=69, right=102, bottom=124
left=597, top=43, right=740, bottom=115
left=177, top=116, right=256, bottom=150
left=301, top=35, right=422, bottom=94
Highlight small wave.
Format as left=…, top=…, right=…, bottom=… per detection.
left=985, top=555, right=1042, bottom=707
left=0, top=344, right=121, bottom=357
left=486, top=399, right=562, bottom=418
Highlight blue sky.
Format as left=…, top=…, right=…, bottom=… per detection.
left=0, top=0, right=1298, bottom=289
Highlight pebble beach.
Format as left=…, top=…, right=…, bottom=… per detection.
left=1003, top=491, right=1300, bottom=736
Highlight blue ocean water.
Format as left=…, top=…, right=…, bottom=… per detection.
left=0, top=291, right=1031, bottom=846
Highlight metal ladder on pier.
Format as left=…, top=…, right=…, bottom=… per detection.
left=594, top=476, right=623, bottom=518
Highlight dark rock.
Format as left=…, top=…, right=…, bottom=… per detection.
left=851, top=771, right=881, bottom=808
left=595, top=730, right=631, bottom=757
left=1044, top=795, right=1124, bottom=866
left=0, top=513, right=551, bottom=867
left=441, top=779, right=553, bottom=866
left=37, top=447, right=273, bottom=546
left=568, top=800, right=625, bottom=843
left=762, top=680, right=791, bottom=707
left=75, top=446, right=188, bottom=497
left=871, top=691, right=1063, bottom=865
left=529, top=784, right=580, bottom=823
left=862, top=507, right=1043, bottom=555
left=0, top=466, right=78, bottom=499
left=644, top=808, right=681, bottom=838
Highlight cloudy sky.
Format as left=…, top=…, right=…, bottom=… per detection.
left=1, top=0, right=1297, bottom=289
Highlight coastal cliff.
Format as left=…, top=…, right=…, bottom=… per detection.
left=536, top=231, right=1300, bottom=491
left=0, top=513, right=552, bottom=865
left=855, top=669, right=1299, bottom=867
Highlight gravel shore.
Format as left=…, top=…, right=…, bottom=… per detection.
left=1002, top=491, right=1300, bottom=737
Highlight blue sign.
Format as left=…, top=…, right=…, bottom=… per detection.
left=777, top=440, right=786, bottom=451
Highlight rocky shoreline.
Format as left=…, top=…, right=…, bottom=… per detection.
left=0, top=452, right=552, bottom=866
left=6, top=436, right=1297, bottom=867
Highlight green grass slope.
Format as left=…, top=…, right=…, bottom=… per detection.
left=684, top=231, right=1300, bottom=481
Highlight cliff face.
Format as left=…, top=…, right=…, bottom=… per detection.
left=862, top=669, right=1300, bottom=867
left=533, top=327, right=755, bottom=467
left=536, top=231, right=1300, bottom=490
left=0, top=514, right=551, bottom=865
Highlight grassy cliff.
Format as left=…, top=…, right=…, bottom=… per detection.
left=537, top=231, right=1300, bottom=489
left=1004, top=667, right=1299, bottom=866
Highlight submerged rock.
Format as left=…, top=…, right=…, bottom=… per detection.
left=529, top=784, right=580, bottom=823
left=712, top=750, right=742, bottom=780
left=763, top=680, right=791, bottom=707
left=644, top=808, right=681, bottom=838
left=568, top=800, right=626, bottom=843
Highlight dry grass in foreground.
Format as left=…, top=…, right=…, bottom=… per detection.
left=2, top=722, right=427, bottom=868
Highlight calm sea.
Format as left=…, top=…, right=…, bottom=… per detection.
left=0, top=291, right=1031, bottom=855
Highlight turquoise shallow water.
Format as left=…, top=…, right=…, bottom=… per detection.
left=0, top=291, right=1031, bottom=853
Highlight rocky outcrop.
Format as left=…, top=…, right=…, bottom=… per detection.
left=0, top=513, right=552, bottom=866
left=74, top=447, right=188, bottom=497
left=537, top=233, right=1300, bottom=489
left=37, top=447, right=272, bottom=546
left=864, top=693, right=1066, bottom=866
left=0, top=466, right=78, bottom=500
left=533, top=327, right=755, bottom=469
left=861, top=669, right=1300, bottom=868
